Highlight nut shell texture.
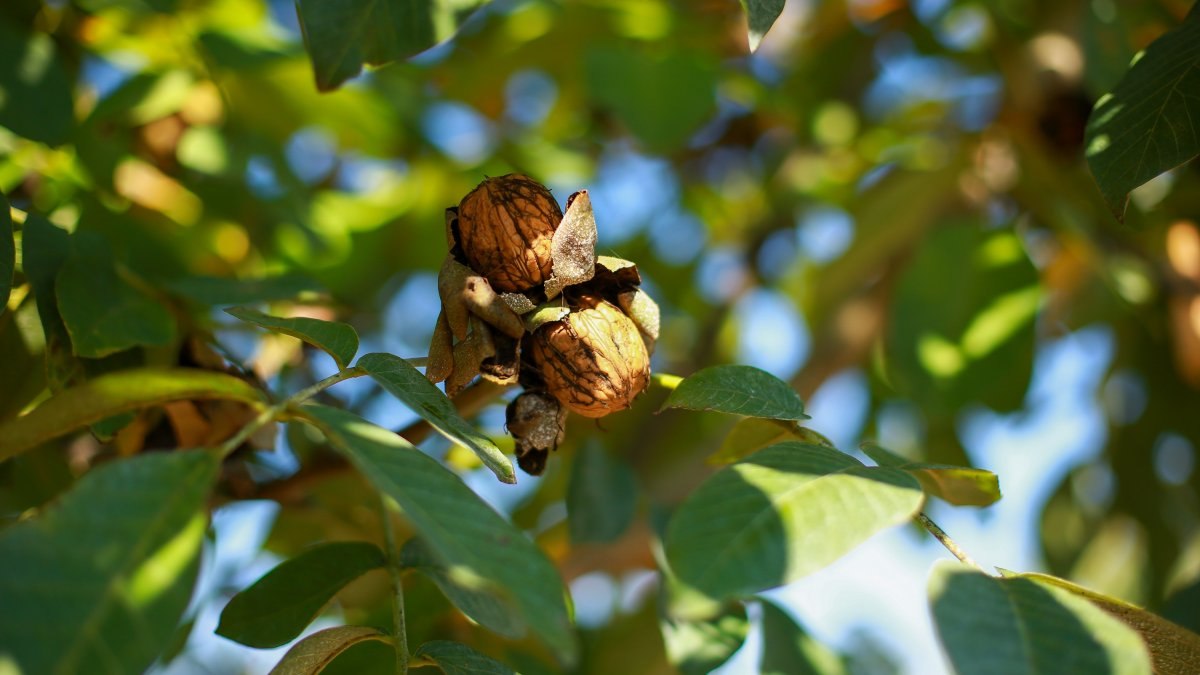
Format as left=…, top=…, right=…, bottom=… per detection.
left=530, top=296, right=650, bottom=418
left=457, top=174, right=562, bottom=293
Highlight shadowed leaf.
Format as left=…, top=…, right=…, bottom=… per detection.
left=298, top=404, right=576, bottom=664
left=1018, top=572, right=1200, bottom=674
left=297, top=0, right=434, bottom=91
left=57, top=232, right=175, bottom=358
left=401, top=537, right=525, bottom=640
left=412, top=640, right=516, bottom=675
left=217, top=542, right=385, bottom=648
left=357, top=352, right=514, bottom=483
left=0, top=451, right=219, bottom=675
left=930, top=563, right=1153, bottom=675
left=661, top=365, right=808, bottom=421
left=1085, top=5, right=1200, bottom=220
left=226, top=306, right=359, bottom=370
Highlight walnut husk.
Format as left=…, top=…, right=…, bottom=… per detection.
left=527, top=295, right=650, bottom=418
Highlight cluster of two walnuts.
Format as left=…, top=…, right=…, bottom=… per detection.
left=427, top=175, right=659, bottom=475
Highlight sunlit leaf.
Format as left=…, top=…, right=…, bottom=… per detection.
left=297, top=404, right=577, bottom=664
left=661, top=365, right=808, bottom=421
left=57, top=231, right=175, bottom=358
left=709, top=418, right=830, bottom=465
left=0, top=368, right=267, bottom=462
left=412, top=640, right=516, bottom=675
left=930, top=563, right=1153, bottom=675
left=217, top=542, right=386, bottom=648
left=661, top=602, right=748, bottom=675
left=1085, top=5, right=1200, bottom=221
left=1017, top=572, right=1200, bottom=673
left=296, top=0, right=435, bottom=91
left=166, top=274, right=325, bottom=306
left=0, top=20, right=73, bottom=145
left=356, top=352, right=514, bottom=484
left=401, top=537, right=525, bottom=640
left=861, top=442, right=1001, bottom=507
left=665, top=443, right=923, bottom=599
left=759, top=599, right=848, bottom=675
left=0, top=451, right=219, bottom=675
left=226, top=306, right=359, bottom=370
left=567, top=442, right=637, bottom=544
left=268, top=626, right=391, bottom=675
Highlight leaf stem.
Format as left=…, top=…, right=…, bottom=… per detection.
left=215, top=366, right=366, bottom=458
left=378, top=492, right=409, bottom=674
left=916, top=511, right=983, bottom=571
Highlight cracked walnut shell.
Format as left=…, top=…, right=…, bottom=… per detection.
left=456, top=174, right=562, bottom=293
left=528, top=295, right=650, bottom=418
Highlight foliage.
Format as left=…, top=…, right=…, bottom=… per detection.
left=2, top=0, right=1200, bottom=674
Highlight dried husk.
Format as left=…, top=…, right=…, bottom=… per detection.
left=528, top=295, right=650, bottom=418
left=457, top=174, right=562, bottom=293
left=506, top=390, right=567, bottom=475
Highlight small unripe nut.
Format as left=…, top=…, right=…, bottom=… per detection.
left=456, top=174, right=562, bottom=293
left=528, top=295, right=650, bottom=418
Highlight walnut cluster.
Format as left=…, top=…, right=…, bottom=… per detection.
left=429, top=174, right=659, bottom=475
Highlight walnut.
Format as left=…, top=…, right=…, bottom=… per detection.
left=456, top=174, right=562, bottom=293
left=527, top=295, right=650, bottom=418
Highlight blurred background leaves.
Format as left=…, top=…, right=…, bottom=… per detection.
left=2, top=0, right=1200, bottom=672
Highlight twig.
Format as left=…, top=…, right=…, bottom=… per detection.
left=916, top=511, right=983, bottom=571
left=378, top=491, right=409, bottom=674
left=216, top=367, right=366, bottom=458
left=229, top=379, right=512, bottom=503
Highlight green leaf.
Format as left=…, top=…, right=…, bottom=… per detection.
left=0, top=194, right=12, bottom=317
left=268, top=626, right=391, bottom=675
left=400, top=537, right=525, bottom=640
left=1017, top=573, right=1200, bottom=674
left=665, top=443, right=923, bottom=599
left=57, top=231, right=175, bottom=358
left=0, top=367, right=267, bottom=462
left=166, top=274, right=325, bottom=306
left=21, top=213, right=81, bottom=389
left=929, top=562, right=1153, bottom=675
left=886, top=224, right=1039, bottom=414
left=297, top=404, right=577, bottom=664
left=412, top=641, right=516, bottom=675
left=567, top=442, right=637, bottom=544
left=709, top=418, right=825, bottom=465
left=216, top=542, right=386, bottom=648
left=226, top=306, right=359, bottom=370
left=0, top=19, right=73, bottom=145
left=0, top=451, right=219, bottom=675
left=860, top=442, right=1002, bottom=507
left=296, top=0, right=435, bottom=91
left=759, top=599, right=848, bottom=675
left=660, top=602, right=748, bottom=675
left=356, top=352, right=514, bottom=484
left=740, top=0, right=785, bottom=51
left=584, top=44, right=717, bottom=154
left=660, top=365, right=809, bottom=421
left=1085, top=5, right=1200, bottom=221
